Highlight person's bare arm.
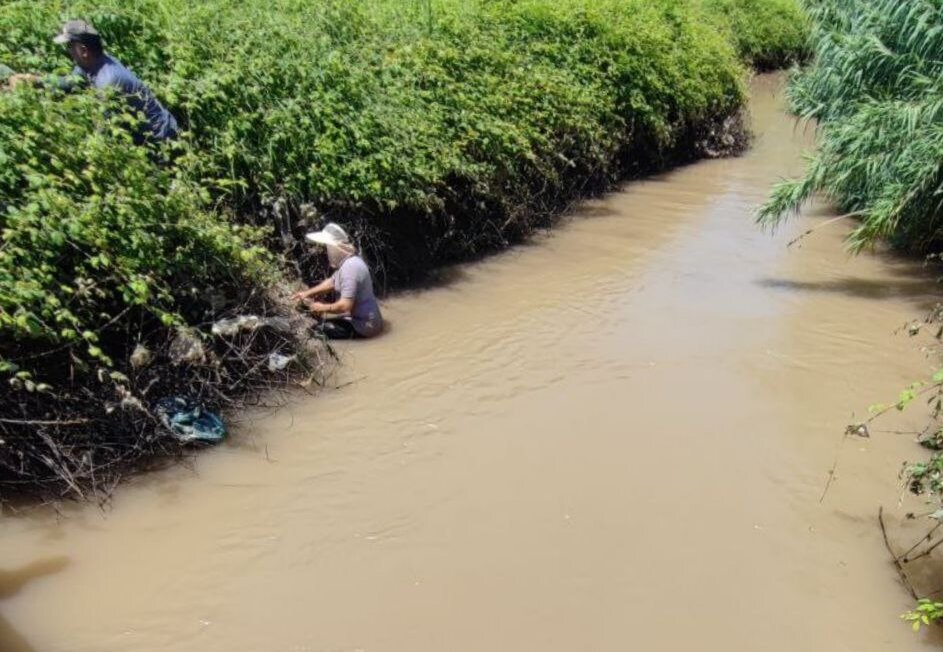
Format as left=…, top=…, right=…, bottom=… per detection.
left=307, top=297, right=354, bottom=316
left=289, top=277, right=334, bottom=302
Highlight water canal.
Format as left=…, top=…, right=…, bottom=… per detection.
left=2, top=74, right=941, bottom=652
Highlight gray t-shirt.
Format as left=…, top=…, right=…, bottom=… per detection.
left=331, top=256, right=382, bottom=337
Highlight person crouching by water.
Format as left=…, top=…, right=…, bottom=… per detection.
left=290, top=223, right=383, bottom=339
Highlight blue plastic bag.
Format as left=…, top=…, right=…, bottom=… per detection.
left=154, top=397, right=227, bottom=444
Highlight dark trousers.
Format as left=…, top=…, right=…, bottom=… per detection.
left=316, top=318, right=361, bottom=340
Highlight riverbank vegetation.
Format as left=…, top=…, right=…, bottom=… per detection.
left=0, top=0, right=807, bottom=499
left=759, top=0, right=943, bottom=253
left=758, top=0, right=943, bottom=629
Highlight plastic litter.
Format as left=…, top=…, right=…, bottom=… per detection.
left=117, top=386, right=145, bottom=412
left=211, top=315, right=292, bottom=337
left=154, top=397, right=227, bottom=444
left=267, top=353, right=295, bottom=372
left=212, top=315, right=260, bottom=336
left=130, top=344, right=152, bottom=369
left=168, top=328, right=205, bottom=364
left=272, top=197, right=294, bottom=249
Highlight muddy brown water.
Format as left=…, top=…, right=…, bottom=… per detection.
left=3, top=74, right=943, bottom=652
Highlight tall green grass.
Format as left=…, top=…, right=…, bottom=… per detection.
left=759, top=0, right=943, bottom=253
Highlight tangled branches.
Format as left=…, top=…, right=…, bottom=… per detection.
left=0, top=294, right=334, bottom=503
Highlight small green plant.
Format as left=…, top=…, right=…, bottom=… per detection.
left=903, top=599, right=943, bottom=631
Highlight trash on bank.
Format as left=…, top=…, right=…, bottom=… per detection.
left=211, top=315, right=292, bottom=337
left=168, top=328, right=205, bottom=365
left=130, top=344, right=153, bottom=369
left=154, top=397, right=227, bottom=444
left=121, top=386, right=145, bottom=411
left=267, top=353, right=295, bottom=372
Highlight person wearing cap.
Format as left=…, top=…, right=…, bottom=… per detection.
left=290, top=223, right=383, bottom=339
left=9, top=20, right=178, bottom=142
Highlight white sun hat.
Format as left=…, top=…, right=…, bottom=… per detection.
left=53, top=20, right=99, bottom=45
left=305, top=222, right=352, bottom=247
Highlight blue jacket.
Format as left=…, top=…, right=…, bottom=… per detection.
left=68, top=54, right=178, bottom=141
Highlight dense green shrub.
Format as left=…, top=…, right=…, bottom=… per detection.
left=701, top=0, right=809, bottom=69
left=759, top=0, right=943, bottom=253
left=0, top=0, right=809, bottom=361
left=0, top=89, right=271, bottom=364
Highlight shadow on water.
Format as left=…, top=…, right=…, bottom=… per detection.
left=757, top=249, right=943, bottom=312
left=380, top=197, right=625, bottom=299
left=757, top=276, right=940, bottom=308
left=0, top=557, right=70, bottom=652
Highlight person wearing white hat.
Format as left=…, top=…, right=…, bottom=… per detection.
left=290, top=223, right=383, bottom=339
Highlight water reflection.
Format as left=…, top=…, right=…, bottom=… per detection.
left=0, top=557, right=69, bottom=652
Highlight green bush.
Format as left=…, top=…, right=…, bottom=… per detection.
left=701, top=0, right=809, bottom=69
left=0, top=0, right=813, bottom=366
left=0, top=0, right=807, bottom=371
left=0, top=87, right=271, bottom=367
